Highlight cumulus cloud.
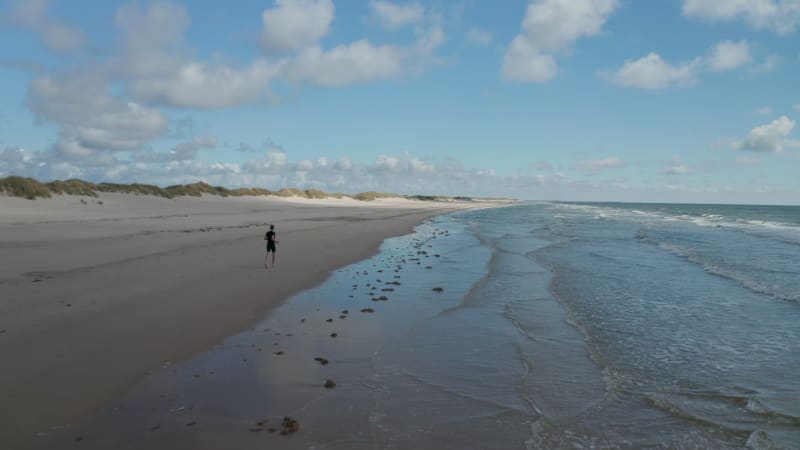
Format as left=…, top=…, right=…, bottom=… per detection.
left=110, top=2, right=280, bottom=109
left=261, top=0, right=335, bottom=52
left=605, top=40, right=761, bottom=89
left=661, top=155, right=692, bottom=175
left=131, top=61, right=279, bottom=109
left=113, top=1, right=190, bottom=77
left=8, top=0, right=86, bottom=53
left=283, top=27, right=444, bottom=86
left=369, top=1, right=425, bottom=30
left=15, top=0, right=448, bottom=169
left=1, top=145, right=557, bottom=198
left=575, top=156, right=625, bottom=171
left=27, top=70, right=169, bottom=159
left=756, top=106, right=773, bottom=115
left=733, top=115, right=796, bottom=152
left=604, top=53, right=699, bottom=89
left=502, top=0, right=619, bottom=82
left=682, top=0, right=800, bottom=35
left=503, top=38, right=557, bottom=82
left=707, top=40, right=752, bottom=72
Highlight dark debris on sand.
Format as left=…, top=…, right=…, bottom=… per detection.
left=281, top=416, right=299, bottom=435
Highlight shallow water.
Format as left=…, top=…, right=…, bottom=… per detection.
left=37, top=203, right=800, bottom=449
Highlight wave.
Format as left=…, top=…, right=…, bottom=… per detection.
left=549, top=202, right=800, bottom=244
left=635, top=233, right=799, bottom=303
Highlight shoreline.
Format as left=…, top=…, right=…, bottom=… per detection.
left=0, top=193, right=500, bottom=448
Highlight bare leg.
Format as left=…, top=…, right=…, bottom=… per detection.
left=271, top=252, right=276, bottom=268
left=265, top=253, right=269, bottom=269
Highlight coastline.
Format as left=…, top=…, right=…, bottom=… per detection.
left=0, top=192, right=499, bottom=448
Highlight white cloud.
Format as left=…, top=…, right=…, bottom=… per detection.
left=606, top=40, right=762, bottom=89
left=663, top=165, right=691, bottom=175
left=605, top=53, right=699, bottom=89
left=707, top=40, right=752, bottom=71
left=793, top=104, right=800, bottom=112
left=112, top=2, right=282, bottom=109
left=467, top=27, right=493, bottom=46
left=502, top=0, right=619, bottom=82
left=575, top=156, right=625, bottom=171
left=9, top=0, right=85, bottom=53
left=15, top=0, right=448, bottom=170
left=369, top=1, right=425, bottom=29
left=28, top=71, right=169, bottom=157
left=756, top=106, right=773, bottom=115
left=503, top=37, right=558, bottom=82
left=131, top=61, right=279, bottom=109
left=283, top=28, right=444, bottom=86
left=733, top=115, right=796, bottom=152
left=113, top=1, right=190, bottom=77
left=682, top=0, right=800, bottom=35
left=261, top=0, right=335, bottom=52
left=662, top=156, right=692, bottom=175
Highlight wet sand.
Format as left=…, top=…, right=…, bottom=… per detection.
left=0, top=193, right=496, bottom=448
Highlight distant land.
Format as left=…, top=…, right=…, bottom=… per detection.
left=0, top=175, right=509, bottom=203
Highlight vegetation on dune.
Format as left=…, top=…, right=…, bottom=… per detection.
left=0, top=176, right=52, bottom=199
left=303, top=189, right=328, bottom=199
left=275, top=187, right=306, bottom=197
left=0, top=175, right=494, bottom=203
left=165, top=182, right=230, bottom=198
left=229, top=187, right=275, bottom=196
left=97, top=182, right=169, bottom=197
left=352, top=191, right=397, bottom=201
left=46, top=179, right=98, bottom=197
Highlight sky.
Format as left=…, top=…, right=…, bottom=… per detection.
left=0, top=0, right=799, bottom=204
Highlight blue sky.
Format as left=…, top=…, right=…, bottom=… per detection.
left=0, top=0, right=798, bottom=203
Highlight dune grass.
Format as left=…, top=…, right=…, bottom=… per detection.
left=46, top=179, right=98, bottom=197
left=0, top=175, right=488, bottom=203
left=352, top=191, right=397, bottom=201
left=0, top=176, right=51, bottom=200
left=0, top=176, right=52, bottom=199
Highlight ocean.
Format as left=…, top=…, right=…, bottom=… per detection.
left=43, top=202, right=800, bottom=449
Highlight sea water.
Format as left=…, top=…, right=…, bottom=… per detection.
left=460, top=202, right=800, bottom=449
left=43, top=203, right=800, bottom=449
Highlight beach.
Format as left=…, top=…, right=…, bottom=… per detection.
left=0, top=192, right=495, bottom=449
left=3, top=198, right=798, bottom=449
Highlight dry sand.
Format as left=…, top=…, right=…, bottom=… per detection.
left=0, top=192, right=498, bottom=448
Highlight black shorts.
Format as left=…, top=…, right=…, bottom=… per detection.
left=266, top=241, right=276, bottom=252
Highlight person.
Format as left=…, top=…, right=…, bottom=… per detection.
left=264, top=224, right=278, bottom=269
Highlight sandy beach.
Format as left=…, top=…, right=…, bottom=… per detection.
left=0, top=192, right=494, bottom=448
